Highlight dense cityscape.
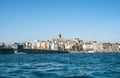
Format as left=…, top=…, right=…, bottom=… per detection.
left=0, top=32, right=120, bottom=53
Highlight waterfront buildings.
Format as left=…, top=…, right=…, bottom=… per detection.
left=1, top=33, right=120, bottom=53
left=0, top=43, right=5, bottom=48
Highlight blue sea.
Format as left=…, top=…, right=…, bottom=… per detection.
left=0, top=53, right=120, bottom=78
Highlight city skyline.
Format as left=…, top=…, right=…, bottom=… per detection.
left=0, top=0, right=120, bottom=43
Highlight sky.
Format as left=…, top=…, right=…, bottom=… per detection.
left=0, top=0, right=120, bottom=43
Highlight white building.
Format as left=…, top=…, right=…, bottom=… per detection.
left=82, top=43, right=93, bottom=51
left=31, top=40, right=41, bottom=49
left=92, top=42, right=103, bottom=52
left=46, top=42, right=51, bottom=50
left=51, top=43, right=59, bottom=50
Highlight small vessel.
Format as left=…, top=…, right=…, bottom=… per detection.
left=14, top=50, right=26, bottom=54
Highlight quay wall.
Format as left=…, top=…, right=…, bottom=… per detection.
left=22, top=49, right=69, bottom=54
left=0, top=48, right=69, bottom=54
left=0, top=48, right=14, bottom=54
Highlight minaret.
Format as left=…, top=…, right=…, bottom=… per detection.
left=58, top=32, right=61, bottom=39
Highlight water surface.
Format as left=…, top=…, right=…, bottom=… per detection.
left=0, top=53, right=120, bottom=78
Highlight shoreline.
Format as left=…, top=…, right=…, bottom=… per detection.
left=0, top=48, right=120, bottom=54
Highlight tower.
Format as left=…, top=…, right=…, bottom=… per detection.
left=58, top=32, right=61, bottom=39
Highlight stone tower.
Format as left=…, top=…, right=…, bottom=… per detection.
left=58, top=32, right=61, bottom=39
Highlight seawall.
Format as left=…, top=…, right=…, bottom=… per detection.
left=0, top=48, right=69, bottom=54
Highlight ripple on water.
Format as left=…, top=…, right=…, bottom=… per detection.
left=0, top=53, right=120, bottom=78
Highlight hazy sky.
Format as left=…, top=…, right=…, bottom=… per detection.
left=0, top=0, right=120, bottom=43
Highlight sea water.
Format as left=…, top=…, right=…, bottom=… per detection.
left=0, top=53, right=120, bottom=78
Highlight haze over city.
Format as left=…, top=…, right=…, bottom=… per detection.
left=0, top=0, right=120, bottom=43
